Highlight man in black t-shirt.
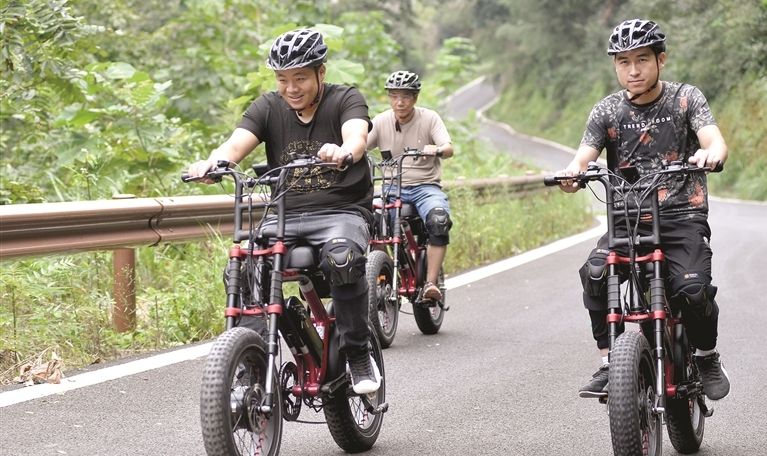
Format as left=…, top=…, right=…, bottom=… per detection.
left=187, top=29, right=380, bottom=395
left=555, top=19, right=730, bottom=401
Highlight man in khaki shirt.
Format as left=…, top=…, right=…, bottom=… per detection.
left=367, top=71, right=454, bottom=301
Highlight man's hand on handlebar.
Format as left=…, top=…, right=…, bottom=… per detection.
left=187, top=158, right=230, bottom=184
left=421, top=144, right=440, bottom=159
left=318, top=143, right=353, bottom=166
left=555, top=163, right=584, bottom=193
left=688, top=148, right=723, bottom=172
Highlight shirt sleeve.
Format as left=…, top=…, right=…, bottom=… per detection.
left=367, top=115, right=379, bottom=150
left=236, top=95, right=271, bottom=143
left=580, top=99, right=613, bottom=152
left=429, top=111, right=452, bottom=146
left=685, top=86, right=717, bottom=132
left=339, top=86, right=372, bottom=132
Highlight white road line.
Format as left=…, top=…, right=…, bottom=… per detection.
left=445, top=216, right=606, bottom=290
left=0, top=342, right=213, bottom=408
left=0, top=218, right=605, bottom=408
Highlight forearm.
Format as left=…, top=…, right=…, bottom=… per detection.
left=438, top=142, right=454, bottom=159
left=208, top=128, right=259, bottom=165
left=342, top=132, right=368, bottom=162
left=568, top=146, right=601, bottom=172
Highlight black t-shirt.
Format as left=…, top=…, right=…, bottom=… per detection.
left=581, top=82, right=717, bottom=218
left=237, top=83, right=373, bottom=223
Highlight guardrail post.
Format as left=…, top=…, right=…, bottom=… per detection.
left=112, top=194, right=136, bottom=332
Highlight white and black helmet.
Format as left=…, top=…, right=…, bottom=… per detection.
left=266, top=29, right=328, bottom=70
left=384, top=71, right=421, bottom=92
left=607, top=19, right=666, bottom=56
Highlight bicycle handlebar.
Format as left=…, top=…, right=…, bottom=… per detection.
left=543, top=160, right=724, bottom=187
left=181, top=154, right=354, bottom=183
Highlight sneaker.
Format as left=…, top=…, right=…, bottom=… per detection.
left=695, top=351, right=730, bottom=400
left=346, top=350, right=381, bottom=395
left=579, top=365, right=609, bottom=398
left=423, top=281, right=443, bottom=301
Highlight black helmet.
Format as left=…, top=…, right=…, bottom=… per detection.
left=607, top=19, right=666, bottom=56
left=266, top=29, right=328, bottom=70
left=384, top=71, right=421, bottom=92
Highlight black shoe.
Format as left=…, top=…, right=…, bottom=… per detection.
left=695, top=351, right=730, bottom=400
left=346, top=349, right=381, bottom=395
left=579, top=365, right=609, bottom=398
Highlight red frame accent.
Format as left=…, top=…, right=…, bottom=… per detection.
left=607, top=248, right=685, bottom=399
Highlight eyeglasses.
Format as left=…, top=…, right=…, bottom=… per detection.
left=388, top=94, right=415, bottom=102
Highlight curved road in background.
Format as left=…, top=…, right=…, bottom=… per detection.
left=1, top=77, right=766, bottom=456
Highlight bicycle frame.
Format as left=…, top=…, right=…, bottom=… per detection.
left=601, top=174, right=676, bottom=414
left=222, top=161, right=344, bottom=412
left=189, top=155, right=387, bottom=455
left=369, top=149, right=428, bottom=301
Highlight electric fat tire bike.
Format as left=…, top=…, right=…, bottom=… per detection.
left=545, top=160, right=722, bottom=456
left=366, top=148, right=448, bottom=348
left=183, top=154, right=387, bottom=456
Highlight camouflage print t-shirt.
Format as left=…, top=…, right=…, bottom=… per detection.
left=580, top=81, right=717, bottom=218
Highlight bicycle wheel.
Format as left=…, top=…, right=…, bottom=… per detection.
left=666, top=326, right=705, bottom=454
left=413, top=256, right=445, bottom=335
left=323, top=326, right=386, bottom=453
left=200, top=327, right=283, bottom=456
left=608, top=331, right=662, bottom=456
left=366, top=249, right=398, bottom=348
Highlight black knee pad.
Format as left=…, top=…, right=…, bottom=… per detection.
left=426, top=207, right=452, bottom=236
left=319, top=238, right=366, bottom=287
left=580, top=248, right=609, bottom=298
left=669, top=270, right=718, bottom=320
left=426, top=207, right=451, bottom=245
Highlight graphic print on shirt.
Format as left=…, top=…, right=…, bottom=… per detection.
left=280, top=139, right=343, bottom=194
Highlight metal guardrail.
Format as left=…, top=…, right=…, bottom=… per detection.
left=0, top=194, right=249, bottom=261
left=0, top=174, right=547, bottom=260
left=0, top=174, right=547, bottom=330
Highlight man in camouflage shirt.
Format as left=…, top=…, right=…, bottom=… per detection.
left=555, top=19, right=731, bottom=400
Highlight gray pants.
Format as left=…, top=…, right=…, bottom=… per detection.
left=260, top=210, right=371, bottom=353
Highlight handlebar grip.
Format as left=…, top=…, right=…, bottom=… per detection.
left=712, top=161, right=724, bottom=173
left=343, top=154, right=354, bottom=166
left=543, top=176, right=561, bottom=187
left=181, top=173, right=193, bottom=183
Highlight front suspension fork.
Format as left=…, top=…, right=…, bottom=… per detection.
left=650, top=260, right=667, bottom=413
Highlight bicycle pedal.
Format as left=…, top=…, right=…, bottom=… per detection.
left=369, top=402, right=389, bottom=415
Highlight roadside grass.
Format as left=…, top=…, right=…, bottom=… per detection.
left=0, top=134, right=593, bottom=383
left=0, top=187, right=591, bottom=383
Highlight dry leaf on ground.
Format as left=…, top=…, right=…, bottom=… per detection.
left=12, top=350, right=64, bottom=385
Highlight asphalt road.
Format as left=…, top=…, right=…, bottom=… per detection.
left=2, top=78, right=766, bottom=456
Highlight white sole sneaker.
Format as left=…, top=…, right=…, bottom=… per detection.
left=347, top=356, right=382, bottom=395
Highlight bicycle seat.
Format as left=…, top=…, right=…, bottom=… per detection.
left=286, top=245, right=318, bottom=269
left=400, top=203, right=419, bottom=219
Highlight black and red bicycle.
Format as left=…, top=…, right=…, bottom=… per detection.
left=545, top=160, right=721, bottom=456
left=366, top=148, right=448, bottom=348
left=183, top=154, right=387, bottom=456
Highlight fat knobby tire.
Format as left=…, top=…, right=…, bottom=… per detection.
left=413, top=264, right=445, bottom=335
left=200, top=326, right=282, bottom=456
left=366, top=250, right=398, bottom=348
left=665, top=334, right=705, bottom=454
left=608, top=331, right=662, bottom=456
left=323, top=325, right=385, bottom=453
